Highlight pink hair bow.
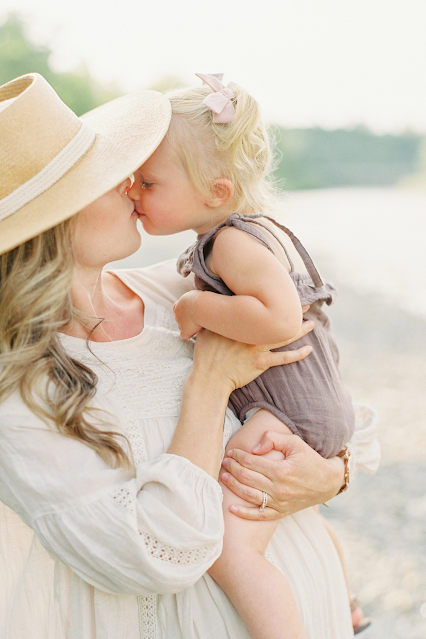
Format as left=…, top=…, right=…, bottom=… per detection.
left=195, top=73, right=237, bottom=124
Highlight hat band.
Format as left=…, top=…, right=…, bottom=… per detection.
left=0, top=122, right=96, bottom=223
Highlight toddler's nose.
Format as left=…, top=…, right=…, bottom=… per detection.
left=124, top=174, right=135, bottom=195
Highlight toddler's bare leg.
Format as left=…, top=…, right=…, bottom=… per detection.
left=209, top=410, right=306, bottom=639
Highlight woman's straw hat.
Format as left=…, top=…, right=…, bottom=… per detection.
left=0, top=73, right=171, bottom=255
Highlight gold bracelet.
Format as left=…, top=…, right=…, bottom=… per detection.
left=336, top=446, right=351, bottom=495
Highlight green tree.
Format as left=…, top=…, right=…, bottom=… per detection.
left=272, top=125, right=422, bottom=190
left=0, top=14, right=120, bottom=115
left=1, top=14, right=422, bottom=189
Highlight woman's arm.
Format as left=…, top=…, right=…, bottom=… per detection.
left=173, top=227, right=303, bottom=343
left=0, top=405, right=225, bottom=596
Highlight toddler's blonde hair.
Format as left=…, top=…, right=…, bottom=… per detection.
left=166, top=80, right=278, bottom=215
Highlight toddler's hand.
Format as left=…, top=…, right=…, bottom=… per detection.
left=173, top=291, right=203, bottom=339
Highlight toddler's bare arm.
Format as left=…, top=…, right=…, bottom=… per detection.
left=174, top=227, right=303, bottom=343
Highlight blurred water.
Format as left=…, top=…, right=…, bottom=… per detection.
left=281, top=187, right=426, bottom=320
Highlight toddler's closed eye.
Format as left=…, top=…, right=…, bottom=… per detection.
left=138, top=176, right=153, bottom=189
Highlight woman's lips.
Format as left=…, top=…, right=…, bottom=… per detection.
left=133, top=206, right=144, bottom=218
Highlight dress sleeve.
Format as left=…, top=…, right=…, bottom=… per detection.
left=347, top=403, right=381, bottom=479
left=0, top=403, right=224, bottom=596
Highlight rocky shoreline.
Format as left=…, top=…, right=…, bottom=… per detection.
left=323, top=283, right=426, bottom=638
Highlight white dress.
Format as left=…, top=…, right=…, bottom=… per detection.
left=0, top=260, right=380, bottom=639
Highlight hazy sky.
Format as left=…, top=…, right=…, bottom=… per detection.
left=1, top=0, right=425, bottom=133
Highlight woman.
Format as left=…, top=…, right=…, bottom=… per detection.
left=0, top=73, right=379, bottom=639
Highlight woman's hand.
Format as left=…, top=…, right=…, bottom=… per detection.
left=220, top=431, right=345, bottom=520
left=170, top=315, right=314, bottom=478
left=189, top=318, right=315, bottom=395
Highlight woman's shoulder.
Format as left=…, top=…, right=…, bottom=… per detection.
left=108, top=259, right=195, bottom=308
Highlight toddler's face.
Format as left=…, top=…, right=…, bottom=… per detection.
left=129, top=140, right=211, bottom=236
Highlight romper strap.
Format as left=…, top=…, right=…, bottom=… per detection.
left=182, top=212, right=324, bottom=292
left=195, top=213, right=277, bottom=274
left=184, top=213, right=277, bottom=295
left=242, top=213, right=324, bottom=288
left=196, top=214, right=274, bottom=254
left=222, top=214, right=276, bottom=253
left=228, top=213, right=295, bottom=272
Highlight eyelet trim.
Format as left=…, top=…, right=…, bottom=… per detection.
left=140, top=531, right=217, bottom=565
left=111, top=486, right=137, bottom=521
left=138, top=594, right=157, bottom=639
left=265, top=547, right=279, bottom=567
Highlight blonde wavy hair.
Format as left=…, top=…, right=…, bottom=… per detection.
left=166, top=81, right=279, bottom=216
left=0, top=220, right=131, bottom=470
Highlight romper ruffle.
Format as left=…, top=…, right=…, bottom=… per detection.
left=177, top=213, right=355, bottom=458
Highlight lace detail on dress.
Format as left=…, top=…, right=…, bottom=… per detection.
left=68, top=330, right=194, bottom=420
left=140, top=531, right=216, bottom=565
left=138, top=594, right=157, bottom=639
left=264, top=547, right=279, bottom=567
left=126, top=418, right=148, bottom=465
left=111, top=486, right=137, bottom=521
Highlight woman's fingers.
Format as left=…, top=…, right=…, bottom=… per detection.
left=251, top=430, right=298, bottom=457
left=224, top=448, right=276, bottom=479
left=220, top=452, right=278, bottom=508
left=220, top=463, right=282, bottom=519
left=265, top=318, right=314, bottom=351
left=220, top=465, right=271, bottom=503
left=228, top=504, right=282, bottom=521
left=270, top=344, right=312, bottom=367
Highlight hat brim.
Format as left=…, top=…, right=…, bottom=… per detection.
left=0, top=90, right=171, bottom=255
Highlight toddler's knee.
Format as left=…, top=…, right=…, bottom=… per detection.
left=225, top=430, right=251, bottom=455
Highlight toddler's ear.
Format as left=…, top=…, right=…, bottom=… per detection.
left=207, top=179, right=234, bottom=208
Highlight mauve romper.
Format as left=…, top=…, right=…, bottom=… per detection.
left=177, top=213, right=355, bottom=458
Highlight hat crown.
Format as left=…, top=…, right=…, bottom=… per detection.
left=0, top=74, right=82, bottom=200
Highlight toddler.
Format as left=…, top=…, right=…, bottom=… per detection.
left=129, top=73, right=370, bottom=638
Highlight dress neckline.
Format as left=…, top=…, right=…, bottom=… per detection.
left=58, top=269, right=158, bottom=351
